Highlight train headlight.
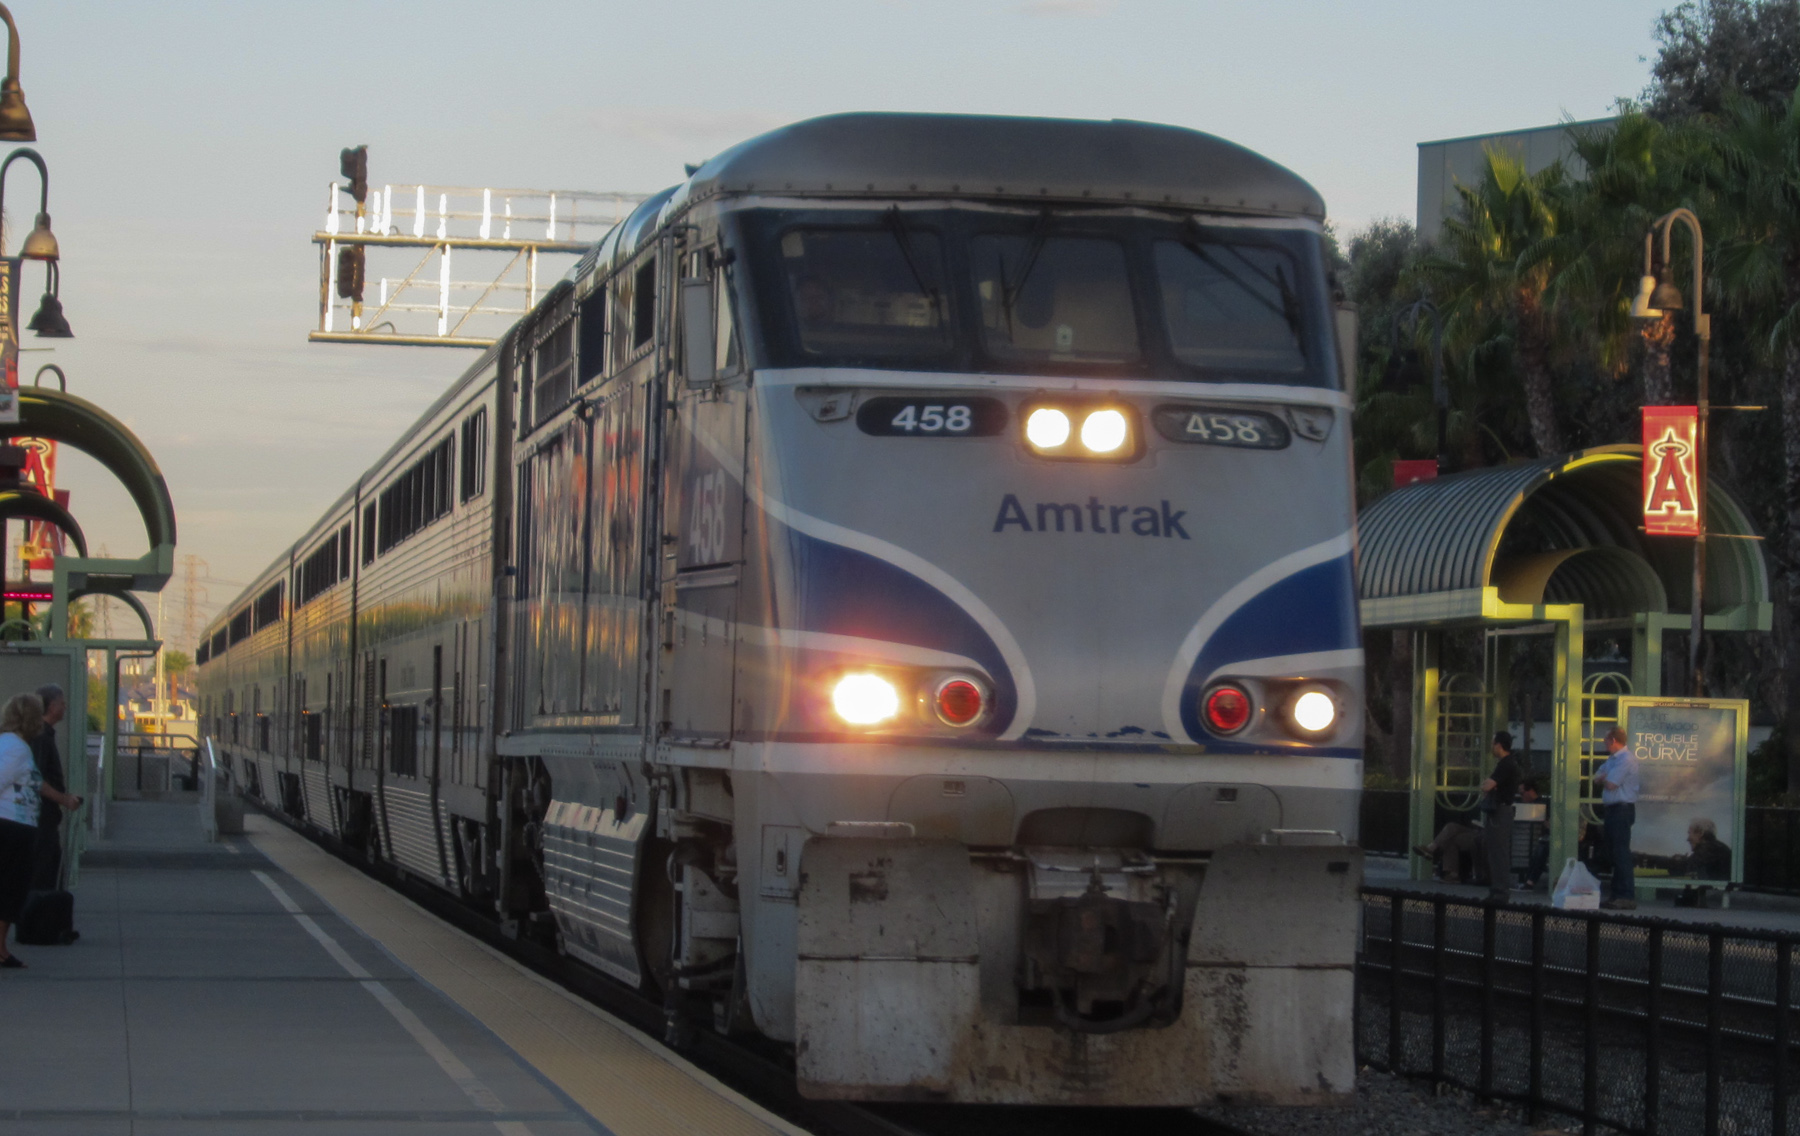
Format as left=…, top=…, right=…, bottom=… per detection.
left=1289, top=688, right=1337, bottom=734
left=1025, top=407, right=1071, bottom=449
left=832, top=673, right=901, bottom=726
left=1080, top=409, right=1128, bottom=454
left=1202, top=683, right=1252, bottom=735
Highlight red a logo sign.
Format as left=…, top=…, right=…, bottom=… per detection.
left=1642, top=407, right=1699, bottom=536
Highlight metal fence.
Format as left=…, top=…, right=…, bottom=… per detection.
left=1357, top=886, right=1799, bottom=1136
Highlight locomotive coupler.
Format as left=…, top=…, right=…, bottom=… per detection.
left=1018, top=851, right=1189, bottom=1033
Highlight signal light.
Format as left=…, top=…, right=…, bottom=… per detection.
left=1290, top=688, right=1337, bottom=735
left=1025, top=407, right=1070, bottom=449
left=832, top=672, right=901, bottom=726
left=933, top=677, right=985, bottom=727
left=1202, top=684, right=1251, bottom=735
left=340, top=145, right=369, bottom=205
left=1079, top=409, right=1128, bottom=453
left=336, top=245, right=365, bottom=302
left=1022, top=402, right=1136, bottom=459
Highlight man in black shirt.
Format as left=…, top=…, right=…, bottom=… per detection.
left=1482, top=731, right=1523, bottom=902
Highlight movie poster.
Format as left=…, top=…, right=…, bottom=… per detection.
left=1618, top=697, right=1747, bottom=884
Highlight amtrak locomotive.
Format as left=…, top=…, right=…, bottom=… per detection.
left=198, top=113, right=1364, bottom=1105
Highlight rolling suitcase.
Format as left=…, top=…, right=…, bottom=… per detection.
left=16, top=888, right=76, bottom=945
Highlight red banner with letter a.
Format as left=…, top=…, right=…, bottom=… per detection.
left=1643, top=406, right=1700, bottom=536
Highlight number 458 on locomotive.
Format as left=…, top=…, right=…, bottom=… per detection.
left=198, top=113, right=1365, bottom=1106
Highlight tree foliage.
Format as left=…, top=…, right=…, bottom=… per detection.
left=1645, top=0, right=1800, bottom=120
left=1345, top=8, right=1800, bottom=783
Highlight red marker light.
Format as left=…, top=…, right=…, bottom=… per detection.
left=1203, top=685, right=1251, bottom=734
left=935, top=679, right=985, bottom=727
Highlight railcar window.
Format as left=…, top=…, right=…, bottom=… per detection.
left=972, top=235, right=1137, bottom=363
left=632, top=259, right=656, bottom=349
left=1154, top=238, right=1308, bottom=376
left=389, top=705, right=419, bottom=777
left=578, top=294, right=607, bottom=385
left=460, top=408, right=488, bottom=502
left=779, top=227, right=950, bottom=361
left=376, top=436, right=454, bottom=555
left=361, top=503, right=376, bottom=566
left=227, top=607, right=252, bottom=645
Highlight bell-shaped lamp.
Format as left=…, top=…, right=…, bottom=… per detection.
left=1650, top=276, right=1686, bottom=312
left=1629, top=275, right=1661, bottom=320
left=26, top=262, right=68, bottom=337
left=18, top=209, right=53, bottom=260
left=0, top=79, right=32, bottom=143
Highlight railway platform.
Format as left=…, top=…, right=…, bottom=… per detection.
left=1, top=801, right=811, bottom=1136
left=1365, top=850, right=1800, bottom=932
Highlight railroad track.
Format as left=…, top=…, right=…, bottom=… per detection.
left=246, top=801, right=1252, bottom=1136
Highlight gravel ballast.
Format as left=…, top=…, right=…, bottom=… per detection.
left=1193, top=1069, right=1579, bottom=1136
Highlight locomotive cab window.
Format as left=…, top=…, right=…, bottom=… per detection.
left=972, top=234, right=1138, bottom=364
left=779, top=226, right=950, bottom=362
left=1154, top=232, right=1309, bottom=377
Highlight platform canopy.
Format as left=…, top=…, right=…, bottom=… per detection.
left=1357, top=445, right=1769, bottom=631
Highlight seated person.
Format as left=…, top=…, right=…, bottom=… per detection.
left=1637, top=818, right=1732, bottom=880
left=1413, top=821, right=1486, bottom=885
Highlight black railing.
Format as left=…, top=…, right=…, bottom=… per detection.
left=1358, top=886, right=1800, bottom=1135
left=1745, top=808, right=1800, bottom=892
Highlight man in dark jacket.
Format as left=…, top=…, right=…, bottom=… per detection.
left=29, top=684, right=68, bottom=893
left=1482, top=731, right=1523, bottom=902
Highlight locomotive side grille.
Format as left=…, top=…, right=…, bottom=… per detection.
left=383, top=782, right=445, bottom=884
left=541, top=800, right=643, bottom=985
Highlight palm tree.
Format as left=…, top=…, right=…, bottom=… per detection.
left=1423, top=151, right=1572, bottom=457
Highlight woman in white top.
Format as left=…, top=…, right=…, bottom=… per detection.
left=0, top=691, right=81, bottom=967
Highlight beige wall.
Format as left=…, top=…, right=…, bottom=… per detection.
left=1416, top=118, right=1615, bottom=241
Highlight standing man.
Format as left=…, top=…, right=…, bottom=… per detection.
left=1594, top=727, right=1641, bottom=910
left=29, top=685, right=70, bottom=897
left=1481, top=730, right=1522, bottom=902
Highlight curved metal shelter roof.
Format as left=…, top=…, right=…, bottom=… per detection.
left=1358, top=445, right=1768, bottom=627
left=679, top=113, right=1326, bottom=219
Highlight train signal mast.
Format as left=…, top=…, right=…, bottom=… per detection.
left=312, top=146, right=647, bottom=349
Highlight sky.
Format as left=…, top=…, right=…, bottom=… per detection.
left=10, top=0, right=1669, bottom=645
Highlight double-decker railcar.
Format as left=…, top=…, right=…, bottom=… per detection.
left=199, top=113, right=1364, bottom=1106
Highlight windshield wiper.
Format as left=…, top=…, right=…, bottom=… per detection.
left=999, top=209, right=1054, bottom=328
left=1179, top=218, right=1304, bottom=343
left=884, top=207, right=943, bottom=318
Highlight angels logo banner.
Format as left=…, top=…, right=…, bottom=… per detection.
left=1643, top=406, right=1700, bottom=537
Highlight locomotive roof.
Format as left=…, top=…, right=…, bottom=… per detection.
left=679, top=112, right=1325, bottom=219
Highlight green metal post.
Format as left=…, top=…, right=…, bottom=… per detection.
left=1411, top=630, right=1442, bottom=880
left=1548, top=613, right=1586, bottom=879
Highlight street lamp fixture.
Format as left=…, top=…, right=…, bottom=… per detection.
left=1631, top=209, right=1710, bottom=696
left=0, top=6, right=34, bottom=143
left=0, top=147, right=55, bottom=261
left=26, top=260, right=68, bottom=337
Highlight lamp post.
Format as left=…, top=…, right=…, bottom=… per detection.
left=1630, top=208, right=1709, bottom=696
left=0, top=147, right=68, bottom=351
left=0, top=5, right=35, bottom=142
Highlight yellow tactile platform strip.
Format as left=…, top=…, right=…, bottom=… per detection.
left=246, top=815, right=811, bottom=1136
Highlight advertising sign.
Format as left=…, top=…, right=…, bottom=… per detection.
left=0, top=257, right=22, bottom=425
left=1642, top=406, right=1700, bottom=536
left=1617, top=696, right=1748, bottom=885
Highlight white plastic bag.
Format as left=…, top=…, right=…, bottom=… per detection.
left=1552, top=858, right=1602, bottom=910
